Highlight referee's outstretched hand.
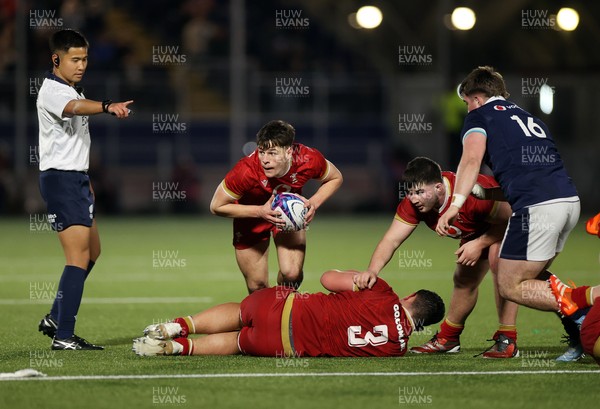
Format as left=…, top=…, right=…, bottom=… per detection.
left=108, top=100, right=134, bottom=118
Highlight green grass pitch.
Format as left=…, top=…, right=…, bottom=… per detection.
left=1, top=215, right=599, bottom=408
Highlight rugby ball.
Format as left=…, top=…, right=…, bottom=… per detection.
left=271, top=193, right=307, bottom=232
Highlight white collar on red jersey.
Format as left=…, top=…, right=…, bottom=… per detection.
left=438, top=176, right=452, bottom=214
left=402, top=306, right=416, bottom=331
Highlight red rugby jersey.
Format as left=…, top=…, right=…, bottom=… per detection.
left=396, top=172, right=499, bottom=242
left=291, top=279, right=414, bottom=357
left=222, top=143, right=329, bottom=205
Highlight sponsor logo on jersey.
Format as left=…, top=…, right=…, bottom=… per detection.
left=446, top=225, right=463, bottom=238
left=493, top=104, right=519, bottom=111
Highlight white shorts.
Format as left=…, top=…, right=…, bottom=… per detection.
left=499, top=198, right=580, bottom=261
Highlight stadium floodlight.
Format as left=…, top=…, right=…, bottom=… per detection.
left=556, top=7, right=579, bottom=31
left=348, top=12, right=362, bottom=29
left=539, top=84, right=554, bottom=115
left=451, top=7, right=476, bottom=30
left=356, top=6, right=383, bottom=29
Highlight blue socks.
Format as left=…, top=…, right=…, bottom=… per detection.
left=50, top=261, right=95, bottom=339
left=84, top=260, right=95, bottom=280
left=50, top=261, right=95, bottom=320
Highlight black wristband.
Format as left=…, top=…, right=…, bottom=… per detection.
left=102, top=99, right=113, bottom=114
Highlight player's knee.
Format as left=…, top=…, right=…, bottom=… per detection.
left=279, top=270, right=303, bottom=289
left=247, top=280, right=268, bottom=294
left=497, top=282, right=515, bottom=301
left=452, top=272, right=477, bottom=291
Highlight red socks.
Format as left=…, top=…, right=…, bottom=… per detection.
left=439, top=319, right=517, bottom=342
left=571, top=286, right=592, bottom=309
left=173, top=316, right=195, bottom=337
left=173, top=337, right=193, bottom=355
left=171, top=316, right=195, bottom=355
left=438, top=319, right=464, bottom=341
left=496, top=324, right=517, bottom=341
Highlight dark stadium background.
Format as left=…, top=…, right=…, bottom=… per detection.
left=1, top=0, right=599, bottom=216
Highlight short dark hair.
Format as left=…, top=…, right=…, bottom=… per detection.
left=410, top=289, right=445, bottom=331
left=256, top=120, right=295, bottom=149
left=402, top=157, right=443, bottom=190
left=458, top=66, right=510, bottom=99
left=49, top=29, right=89, bottom=54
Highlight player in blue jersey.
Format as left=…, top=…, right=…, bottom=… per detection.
left=36, top=29, right=133, bottom=350
left=436, top=66, right=600, bottom=361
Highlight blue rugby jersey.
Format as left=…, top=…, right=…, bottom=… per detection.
left=461, top=97, right=577, bottom=210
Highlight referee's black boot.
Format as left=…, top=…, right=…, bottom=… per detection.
left=38, top=314, right=58, bottom=339
left=51, top=335, right=104, bottom=350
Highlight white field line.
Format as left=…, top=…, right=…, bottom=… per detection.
left=0, top=297, right=213, bottom=305
left=2, top=370, right=600, bottom=382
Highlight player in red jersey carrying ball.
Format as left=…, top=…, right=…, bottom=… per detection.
left=210, top=120, right=343, bottom=293
left=353, top=157, right=520, bottom=358
left=132, top=269, right=445, bottom=357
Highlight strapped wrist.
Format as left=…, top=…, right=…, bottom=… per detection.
left=451, top=193, right=467, bottom=209
left=102, top=99, right=113, bottom=114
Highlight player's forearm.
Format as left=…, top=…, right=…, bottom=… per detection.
left=454, top=158, right=481, bottom=199
left=63, top=99, right=105, bottom=117
left=367, top=240, right=397, bottom=275
left=309, top=177, right=343, bottom=210
left=320, top=270, right=357, bottom=292
left=210, top=203, right=262, bottom=218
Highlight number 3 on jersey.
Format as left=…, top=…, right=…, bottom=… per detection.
left=510, top=115, right=547, bottom=138
left=347, top=325, right=389, bottom=347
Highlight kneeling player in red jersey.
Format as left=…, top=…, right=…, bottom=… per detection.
left=209, top=120, right=343, bottom=294
left=580, top=303, right=600, bottom=366
left=352, top=157, right=519, bottom=358
left=558, top=212, right=600, bottom=365
left=132, top=270, right=444, bottom=357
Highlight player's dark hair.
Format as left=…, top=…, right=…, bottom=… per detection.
left=256, top=120, right=295, bottom=149
left=458, top=66, right=510, bottom=99
left=402, top=157, right=443, bottom=191
left=49, top=29, right=89, bottom=54
left=410, top=289, right=445, bottom=331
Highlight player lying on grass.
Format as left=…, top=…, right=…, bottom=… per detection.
left=352, top=157, right=520, bottom=358
left=209, top=120, right=343, bottom=294
left=132, top=270, right=444, bottom=357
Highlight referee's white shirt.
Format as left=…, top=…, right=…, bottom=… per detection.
left=37, top=76, right=91, bottom=172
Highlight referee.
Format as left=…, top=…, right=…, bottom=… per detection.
left=36, top=29, right=133, bottom=350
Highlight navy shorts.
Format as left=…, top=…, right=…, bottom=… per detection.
left=39, top=170, right=95, bottom=232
